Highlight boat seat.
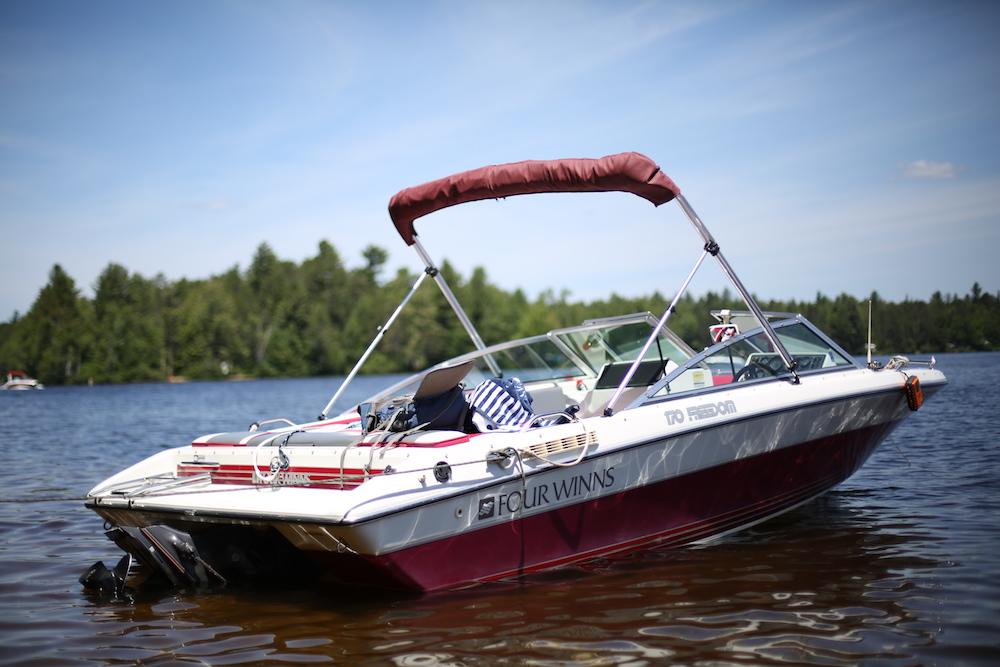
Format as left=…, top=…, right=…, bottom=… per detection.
left=195, top=429, right=361, bottom=447
left=576, top=359, right=670, bottom=417
left=414, top=361, right=475, bottom=399
left=524, top=381, right=577, bottom=413
left=577, top=386, right=647, bottom=418
left=594, top=360, right=668, bottom=390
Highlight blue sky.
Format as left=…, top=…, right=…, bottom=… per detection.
left=2, top=0, right=998, bottom=320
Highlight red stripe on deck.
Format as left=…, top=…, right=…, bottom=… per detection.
left=193, top=431, right=479, bottom=448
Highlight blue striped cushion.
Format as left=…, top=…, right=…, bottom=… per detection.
left=469, top=379, right=533, bottom=431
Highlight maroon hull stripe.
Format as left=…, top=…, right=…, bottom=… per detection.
left=330, top=419, right=900, bottom=591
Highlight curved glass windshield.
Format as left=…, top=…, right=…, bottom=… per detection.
left=361, top=314, right=698, bottom=407
left=645, top=320, right=856, bottom=400
left=556, top=321, right=693, bottom=375
left=471, top=339, right=584, bottom=383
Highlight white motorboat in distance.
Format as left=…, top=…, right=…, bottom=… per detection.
left=84, top=152, right=946, bottom=593
left=1, top=370, right=43, bottom=390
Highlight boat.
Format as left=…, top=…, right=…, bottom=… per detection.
left=83, top=152, right=946, bottom=593
left=1, top=370, right=44, bottom=391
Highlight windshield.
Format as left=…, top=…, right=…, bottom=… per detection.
left=359, top=314, right=699, bottom=408
left=360, top=335, right=590, bottom=407
left=643, top=320, right=856, bottom=400
left=555, top=320, right=693, bottom=375
left=470, top=338, right=584, bottom=383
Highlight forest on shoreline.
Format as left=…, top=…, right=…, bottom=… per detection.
left=2, top=241, right=997, bottom=386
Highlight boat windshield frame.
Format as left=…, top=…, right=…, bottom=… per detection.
left=357, top=331, right=587, bottom=408
left=628, top=314, right=863, bottom=409
left=355, top=313, right=689, bottom=409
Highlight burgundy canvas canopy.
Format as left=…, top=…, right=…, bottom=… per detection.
left=388, top=152, right=680, bottom=246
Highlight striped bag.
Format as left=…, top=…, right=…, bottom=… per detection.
left=469, top=378, right=534, bottom=431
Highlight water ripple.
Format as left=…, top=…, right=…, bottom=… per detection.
left=0, top=359, right=998, bottom=665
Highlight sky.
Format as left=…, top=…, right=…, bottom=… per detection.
left=2, top=0, right=999, bottom=320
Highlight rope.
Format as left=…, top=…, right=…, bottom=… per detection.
left=522, top=442, right=590, bottom=468
left=513, top=449, right=527, bottom=518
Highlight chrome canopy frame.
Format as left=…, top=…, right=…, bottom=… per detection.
left=602, top=193, right=801, bottom=415
left=675, top=196, right=799, bottom=376
left=320, top=189, right=804, bottom=419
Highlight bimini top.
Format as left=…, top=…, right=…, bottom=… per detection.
left=388, top=151, right=680, bottom=246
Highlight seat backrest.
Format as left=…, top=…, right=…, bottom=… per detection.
left=593, top=359, right=668, bottom=390
left=577, top=358, right=673, bottom=417
left=577, top=385, right=648, bottom=418
left=413, top=361, right=475, bottom=399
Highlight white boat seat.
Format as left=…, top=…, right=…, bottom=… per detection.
left=196, top=429, right=361, bottom=447
left=577, top=386, right=647, bottom=418
left=576, top=359, right=670, bottom=418
left=524, top=381, right=577, bottom=414
left=593, top=360, right=668, bottom=390
left=414, top=361, right=475, bottom=399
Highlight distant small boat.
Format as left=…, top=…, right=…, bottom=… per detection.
left=1, top=370, right=44, bottom=391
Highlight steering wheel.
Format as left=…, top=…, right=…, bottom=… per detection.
left=734, top=360, right=781, bottom=382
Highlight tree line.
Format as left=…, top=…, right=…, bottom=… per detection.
left=1, top=241, right=997, bottom=385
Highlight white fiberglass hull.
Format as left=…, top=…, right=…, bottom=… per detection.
left=86, top=367, right=944, bottom=591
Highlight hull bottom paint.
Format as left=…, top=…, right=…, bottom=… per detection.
left=320, top=420, right=899, bottom=591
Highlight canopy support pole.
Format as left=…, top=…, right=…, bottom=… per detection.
left=318, top=270, right=429, bottom=420
left=604, top=249, right=709, bottom=416
left=675, top=194, right=799, bottom=382
left=412, top=238, right=503, bottom=377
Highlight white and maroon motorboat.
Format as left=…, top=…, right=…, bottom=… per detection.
left=84, top=153, right=946, bottom=593
left=1, top=370, right=43, bottom=391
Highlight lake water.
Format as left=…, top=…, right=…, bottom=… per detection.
left=1, top=353, right=998, bottom=665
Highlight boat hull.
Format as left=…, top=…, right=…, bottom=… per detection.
left=90, top=384, right=928, bottom=592
left=349, top=418, right=898, bottom=590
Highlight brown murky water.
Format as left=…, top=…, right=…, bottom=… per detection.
left=1, top=354, right=998, bottom=665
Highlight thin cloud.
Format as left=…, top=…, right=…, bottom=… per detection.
left=902, top=160, right=959, bottom=180
left=450, top=2, right=730, bottom=95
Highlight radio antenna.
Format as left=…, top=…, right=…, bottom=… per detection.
left=865, top=299, right=876, bottom=368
